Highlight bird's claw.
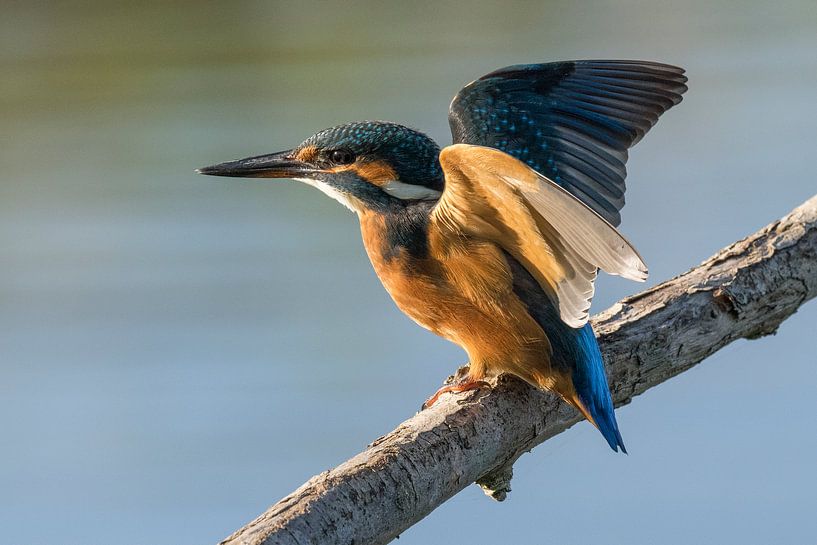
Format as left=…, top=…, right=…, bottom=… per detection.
left=421, top=379, right=491, bottom=410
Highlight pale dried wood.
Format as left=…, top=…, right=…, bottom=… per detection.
left=221, top=195, right=817, bottom=545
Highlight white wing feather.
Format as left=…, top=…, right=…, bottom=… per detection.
left=435, top=144, right=647, bottom=328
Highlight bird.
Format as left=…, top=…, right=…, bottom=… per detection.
left=198, top=60, right=687, bottom=452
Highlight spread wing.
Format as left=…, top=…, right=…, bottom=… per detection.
left=433, top=144, right=647, bottom=328
left=448, top=60, right=687, bottom=226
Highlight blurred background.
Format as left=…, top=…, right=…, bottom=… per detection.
left=2, top=1, right=816, bottom=543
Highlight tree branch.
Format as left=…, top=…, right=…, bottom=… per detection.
left=221, top=195, right=817, bottom=545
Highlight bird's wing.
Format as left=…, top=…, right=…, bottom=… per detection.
left=432, top=144, right=647, bottom=328
left=448, top=60, right=687, bottom=226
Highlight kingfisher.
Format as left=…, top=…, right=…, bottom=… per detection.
left=198, top=60, right=687, bottom=452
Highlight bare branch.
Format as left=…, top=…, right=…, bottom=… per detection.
left=221, top=195, right=817, bottom=545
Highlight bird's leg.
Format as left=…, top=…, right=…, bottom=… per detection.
left=422, top=369, right=491, bottom=410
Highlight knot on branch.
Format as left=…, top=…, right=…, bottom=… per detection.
left=476, top=463, right=514, bottom=502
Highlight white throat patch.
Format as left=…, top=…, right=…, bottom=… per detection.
left=294, top=178, right=361, bottom=213
left=294, top=177, right=441, bottom=213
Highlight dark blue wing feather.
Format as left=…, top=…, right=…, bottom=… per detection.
left=448, top=60, right=687, bottom=226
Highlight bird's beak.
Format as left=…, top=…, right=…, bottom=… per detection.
left=196, top=149, right=316, bottom=178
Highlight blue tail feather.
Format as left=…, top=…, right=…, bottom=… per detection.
left=572, top=323, right=626, bottom=453
left=502, top=250, right=626, bottom=453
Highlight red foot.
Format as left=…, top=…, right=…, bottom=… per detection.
left=422, top=379, right=491, bottom=409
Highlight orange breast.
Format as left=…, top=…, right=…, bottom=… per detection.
left=358, top=211, right=568, bottom=392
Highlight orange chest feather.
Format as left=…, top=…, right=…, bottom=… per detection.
left=358, top=211, right=553, bottom=376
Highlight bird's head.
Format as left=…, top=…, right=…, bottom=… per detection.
left=197, top=121, right=444, bottom=213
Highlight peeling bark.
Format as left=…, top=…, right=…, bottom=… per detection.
left=221, top=195, right=817, bottom=545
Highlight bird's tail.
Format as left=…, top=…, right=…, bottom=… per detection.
left=569, top=323, right=626, bottom=453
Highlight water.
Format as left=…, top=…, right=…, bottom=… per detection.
left=2, top=1, right=816, bottom=543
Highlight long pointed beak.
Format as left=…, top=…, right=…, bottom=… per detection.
left=196, top=149, right=316, bottom=178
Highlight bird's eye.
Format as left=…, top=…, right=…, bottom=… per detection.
left=330, top=149, right=356, bottom=165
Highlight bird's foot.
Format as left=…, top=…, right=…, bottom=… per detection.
left=421, top=378, right=491, bottom=410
